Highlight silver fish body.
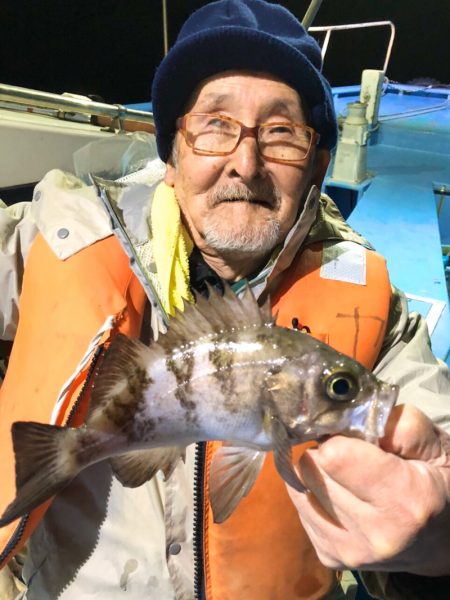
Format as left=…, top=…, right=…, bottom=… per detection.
left=0, top=286, right=398, bottom=526
left=93, top=326, right=393, bottom=448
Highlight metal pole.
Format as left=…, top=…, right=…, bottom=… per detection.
left=162, top=0, right=169, bottom=55
left=302, top=0, right=324, bottom=30
left=0, top=83, right=154, bottom=124
left=309, top=22, right=396, bottom=73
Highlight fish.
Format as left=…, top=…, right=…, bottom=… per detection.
left=0, top=285, right=398, bottom=526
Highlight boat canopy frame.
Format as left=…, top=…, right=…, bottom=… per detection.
left=309, top=21, right=396, bottom=75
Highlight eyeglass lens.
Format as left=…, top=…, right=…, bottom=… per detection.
left=184, top=114, right=312, bottom=161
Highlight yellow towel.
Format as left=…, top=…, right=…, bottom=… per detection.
left=151, top=182, right=194, bottom=315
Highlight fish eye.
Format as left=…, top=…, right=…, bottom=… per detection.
left=324, top=371, right=359, bottom=402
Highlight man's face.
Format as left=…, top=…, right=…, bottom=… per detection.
left=165, top=72, right=318, bottom=259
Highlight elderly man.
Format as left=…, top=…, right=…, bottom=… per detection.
left=0, top=1, right=449, bottom=599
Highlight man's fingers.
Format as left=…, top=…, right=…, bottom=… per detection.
left=286, top=482, right=389, bottom=570
left=297, top=405, right=446, bottom=505
left=293, top=454, right=342, bottom=525
left=299, top=436, right=399, bottom=504
left=288, top=408, right=450, bottom=574
left=380, top=404, right=444, bottom=461
left=296, top=446, right=381, bottom=530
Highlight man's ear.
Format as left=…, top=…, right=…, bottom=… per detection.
left=311, top=149, right=331, bottom=189
left=164, top=161, right=176, bottom=187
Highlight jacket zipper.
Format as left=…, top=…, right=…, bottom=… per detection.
left=0, top=515, right=29, bottom=566
left=65, top=344, right=105, bottom=426
left=193, top=442, right=206, bottom=600
left=0, top=345, right=105, bottom=567
left=56, top=344, right=110, bottom=599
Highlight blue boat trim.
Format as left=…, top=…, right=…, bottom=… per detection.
left=328, top=83, right=450, bottom=363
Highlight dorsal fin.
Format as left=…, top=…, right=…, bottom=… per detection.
left=158, top=284, right=274, bottom=350
left=257, top=291, right=273, bottom=324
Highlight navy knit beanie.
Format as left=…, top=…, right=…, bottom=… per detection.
left=151, top=0, right=337, bottom=161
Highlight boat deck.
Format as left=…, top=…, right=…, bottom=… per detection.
left=73, top=88, right=450, bottom=364
left=327, top=84, right=450, bottom=363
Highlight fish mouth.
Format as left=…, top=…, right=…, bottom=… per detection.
left=371, top=382, right=399, bottom=437
left=288, top=383, right=399, bottom=443
left=346, top=383, right=398, bottom=442
left=381, top=382, right=399, bottom=403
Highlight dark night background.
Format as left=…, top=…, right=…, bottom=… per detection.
left=1, top=1, right=449, bottom=105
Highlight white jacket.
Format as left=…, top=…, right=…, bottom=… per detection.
left=1, top=167, right=449, bottom=600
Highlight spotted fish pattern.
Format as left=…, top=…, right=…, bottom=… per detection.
left=0, top=285, right=398, bottom=526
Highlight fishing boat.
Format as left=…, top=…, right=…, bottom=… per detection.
left=0, top=0, right=450, bottom=600
left=0, top=85, right=155, bottom=204
left=313, top=19, right=450, bottom=367
left=1, top=13, right=448, bottom=365
left=0, top=5, right=449, bottom=598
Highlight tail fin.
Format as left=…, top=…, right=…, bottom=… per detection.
left=0, top=421, right=81, bottom=527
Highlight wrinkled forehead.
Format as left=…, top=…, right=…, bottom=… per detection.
left=183, top=70, right=309, bottom=121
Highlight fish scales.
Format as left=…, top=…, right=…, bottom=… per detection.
left=137, top=327, right=281, bottom=445
left=0, top=285, right=398, bottom=526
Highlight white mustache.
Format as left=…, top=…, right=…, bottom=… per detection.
left=209, top=184, right=281, bottom=208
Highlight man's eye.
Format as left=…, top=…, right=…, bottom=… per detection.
left=205, top=118, right=229, bottom=130
left=266, top=125, right=295, bottom=136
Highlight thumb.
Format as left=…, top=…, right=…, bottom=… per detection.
left=380, top=404, right=444, bottom=461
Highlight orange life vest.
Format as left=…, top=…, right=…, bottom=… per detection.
left=203, top=241, right=391, bottom=599
left=0, top=233, right=147, bottom=568
left=0, top=235, right=391, bottom=600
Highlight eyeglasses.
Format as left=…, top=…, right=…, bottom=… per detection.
left=176, top=113, right=320, bottom=165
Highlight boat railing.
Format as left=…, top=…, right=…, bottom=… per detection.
left=309, top=21, right=396, bottom=74
left=0, top=83, right=154, bottom=132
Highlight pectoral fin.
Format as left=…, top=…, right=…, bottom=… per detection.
left=270, top=415, right=307, bottom=493
left=110, top=447, right=185, bottom=487
left=209, top=445, right=265, bottom=523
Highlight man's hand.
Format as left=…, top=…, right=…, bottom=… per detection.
left=286, top=405, right=450, bottom=575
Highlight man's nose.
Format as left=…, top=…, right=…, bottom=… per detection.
left=226, top=135, right=265, bottom=182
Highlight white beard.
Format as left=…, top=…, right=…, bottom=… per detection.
left=202, top=215, right=281, bottom=255
left=202, top=183, right=282, bottom=256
